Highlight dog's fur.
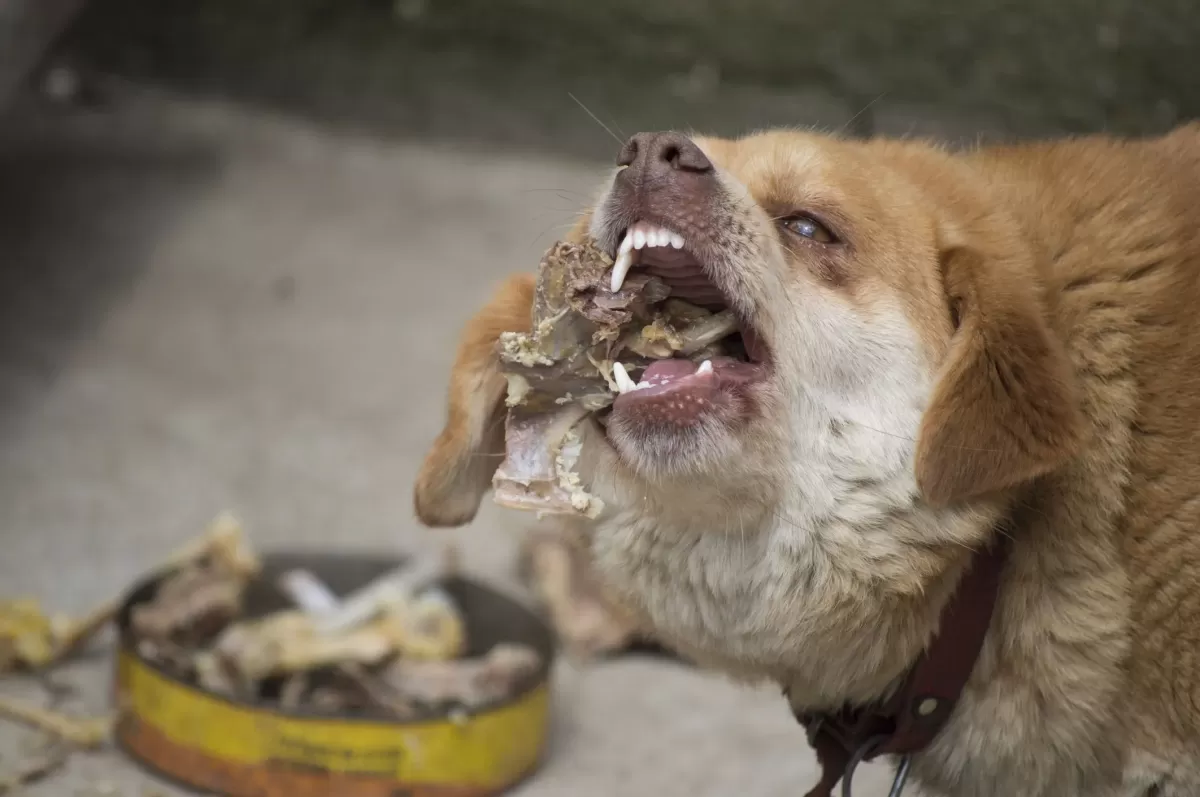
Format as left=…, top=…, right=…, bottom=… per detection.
left=414, top=124, right=1200, bottom=796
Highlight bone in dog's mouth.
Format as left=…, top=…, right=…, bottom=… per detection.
left=610, top=220, right=768, bottom=361
left=604, top=220, right=769, bottom=427
left=492, top=225, right=769, bottom=517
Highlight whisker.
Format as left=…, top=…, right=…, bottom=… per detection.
left=519, top=187, right=589, bottom=196
left=836, top=93, right=887, bottom=138
left=842, top=419, right=1004, bottom=455
left=530, top=218, right=585, bottom=246
left=519, top=188, right=590, bottom=208
left=568, top=92, right=626, bottom=146
left=527, top=210, right=583, bottom=225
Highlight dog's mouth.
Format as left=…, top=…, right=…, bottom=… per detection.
left=604, top=220, right=770, bottom=432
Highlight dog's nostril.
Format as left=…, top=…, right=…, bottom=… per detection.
left=616, top=137, right=640, bottom=167
left=618, top=132, right=713, bottom=174
left=652, top=134, right=712, bottom=173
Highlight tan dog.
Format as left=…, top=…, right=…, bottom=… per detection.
left=414, top=124, right=1200, bottom=796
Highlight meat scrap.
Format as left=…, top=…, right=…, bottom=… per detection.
left=494, top=239, right=740, bottom=518
left=125, top=546, right=544, bottom=718
left=0, top=696, right=110, bottom=749
left=492, top=404, right=597, bottom=518
left=209, top=556, right=466, bottom=687
left=131, top=562, right=247, bottom=645
left=0, top=513, right=258, bottom=677
left=380, top=643, right=543, bottom=711
left=496, top=240, right=664, bottom=414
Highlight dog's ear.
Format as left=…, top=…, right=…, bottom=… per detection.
left=414, top=273, right=535, bottom=527
left=914, top=245, right=1084, bottom=507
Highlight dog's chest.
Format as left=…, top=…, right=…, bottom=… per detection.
left=587, top=509, right=787, bottom=675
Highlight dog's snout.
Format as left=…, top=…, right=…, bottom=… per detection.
left=618, top=132, right=713, bottom=177
left=606, top=131, right=720, bottom=246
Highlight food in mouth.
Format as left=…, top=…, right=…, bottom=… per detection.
left=492, top=225, right=766, bottom=516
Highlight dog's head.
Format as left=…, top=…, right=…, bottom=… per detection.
left=415, top=129, right=1085, bottom=698
left=585, top=130, right=1082, bottom=507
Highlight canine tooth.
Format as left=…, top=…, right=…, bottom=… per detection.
left=633, top=228, right=647, bottom=249
left=617, top=230, right=634, bottom=254
left=697, top=360, right=713, bottom=375
left=612, top=362, right=638, bottom=394
left=610, top=248, right=634, bottom=292
left=670, top=233, right=685, bottom=249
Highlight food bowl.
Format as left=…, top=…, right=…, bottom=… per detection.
left=112, top=551, right=555, bottom=797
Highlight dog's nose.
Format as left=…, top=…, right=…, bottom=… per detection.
left=617, top=132, right=713, bottom=177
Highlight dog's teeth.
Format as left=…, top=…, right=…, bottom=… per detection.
left=613, top=362, right=638, bottom=394
left=610, top=248, right=634, bottom=292
left=697, top=359, right=713, bottom=375
left=617, top=230, right=634, bottom=255
left=627, top=222, right=684, bottom=251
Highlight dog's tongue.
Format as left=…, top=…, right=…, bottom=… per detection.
left=642, top=359, right=699, bottom=382
left=615, top=357, right=760, bottom=427
left=611, top=354, right=767, bottom=430
left=614, top=359, right=714, bottom=426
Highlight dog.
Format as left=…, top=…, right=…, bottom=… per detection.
left=413, top=123, right=1200, bottom=796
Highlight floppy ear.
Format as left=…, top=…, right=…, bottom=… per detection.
left=413, top=273, right=535, bottom=527
left=914, top=245, right=1084, bottom=507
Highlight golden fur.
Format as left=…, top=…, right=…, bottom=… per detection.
left=413, top=124, right=1200, bottom=796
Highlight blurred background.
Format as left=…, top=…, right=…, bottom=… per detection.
left=0, top=1, right=1196, bottom=795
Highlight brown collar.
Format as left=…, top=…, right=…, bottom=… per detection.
left=788, top=535, right=1011, bottom=797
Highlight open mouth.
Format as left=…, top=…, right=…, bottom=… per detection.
left=605, top=220, right=769, bottom=429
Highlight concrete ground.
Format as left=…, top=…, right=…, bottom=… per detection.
left=0, top=88, right=901, bottom=795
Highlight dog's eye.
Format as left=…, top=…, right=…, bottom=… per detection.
left=780, top=215, right=837, bottom=244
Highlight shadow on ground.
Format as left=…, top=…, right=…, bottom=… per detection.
left=0, top=107, right=223, bottom=444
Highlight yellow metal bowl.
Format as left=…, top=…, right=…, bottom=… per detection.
left=112, top=551, right=555, bottom=797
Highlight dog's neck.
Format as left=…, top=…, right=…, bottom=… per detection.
left=583, top=389, right=1003, bottom=708
left=589, top=432, right=1130, bottom=796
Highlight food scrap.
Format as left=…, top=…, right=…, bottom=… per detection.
left=0, top=696, right=110, bottom=749
left=130, top=547, right=543, bottom=718
left=0, top=514, right=261, bottom=755
left=0, top=513, right=256, bottom=676
left=0, top=511, right=548, bottom=775
left=381, top=643, right=542, bottom=709
left=493, top=239, right=740, bottom=517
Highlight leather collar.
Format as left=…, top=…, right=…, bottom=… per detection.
left=788, top=535, right=1010, bottom=797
